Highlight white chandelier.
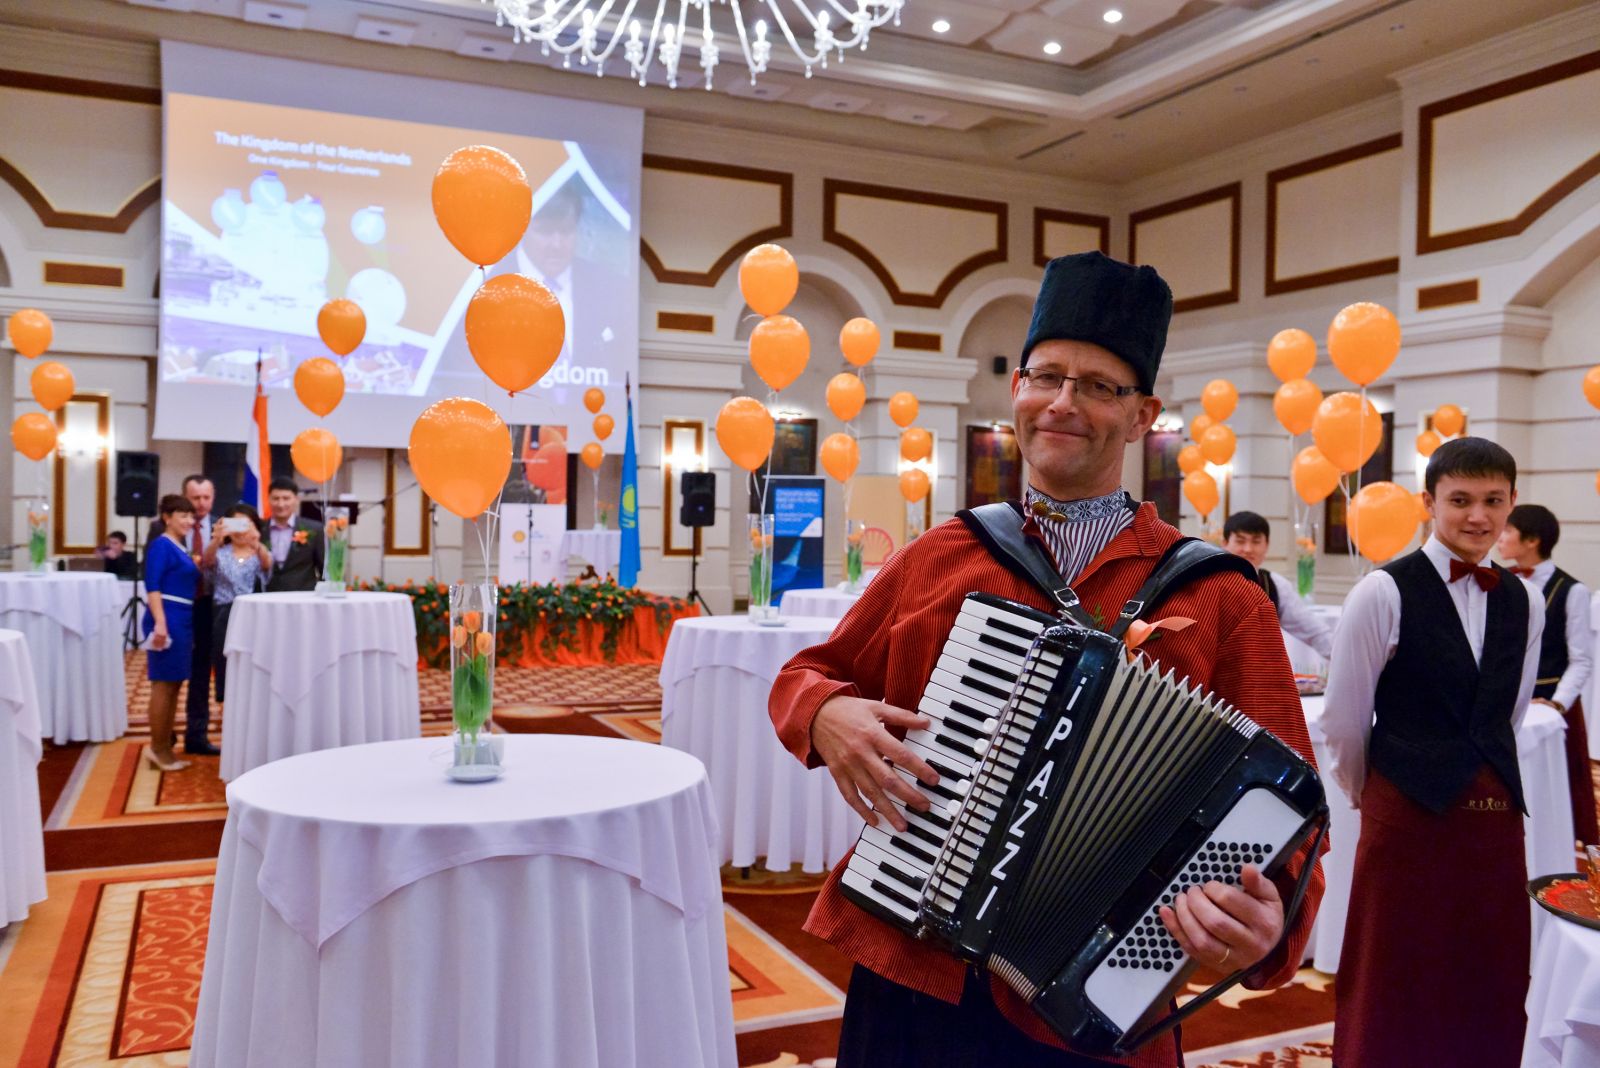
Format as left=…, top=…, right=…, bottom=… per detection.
left=482, top=0, right=906, bottom=90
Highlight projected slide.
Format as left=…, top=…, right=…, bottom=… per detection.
left=156, top=43, right=641, bottom=449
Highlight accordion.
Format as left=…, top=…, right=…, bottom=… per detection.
left=841, top=592, right=1326, bottom=1054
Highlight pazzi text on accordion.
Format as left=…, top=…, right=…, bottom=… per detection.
left=841, top=592, right=1328, bottom=1054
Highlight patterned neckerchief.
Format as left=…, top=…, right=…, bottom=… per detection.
left=1022, top=486, right=1136, bottom=585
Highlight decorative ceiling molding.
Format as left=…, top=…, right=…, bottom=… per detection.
left=822, top=178, right=1007, bottom=309
left=638, top=155, right=793, bottom=287
left=0, top=158, right=159, bottom=233
left=1416, top=49, right=1600, bottom=255
left=1265, top=133, right=1401, bottom=295
left=1128, top=182, right=1241, bottom=313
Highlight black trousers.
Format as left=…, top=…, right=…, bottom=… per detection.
left=837, top=965, right=1168, bottom=1068
left=184, top=593, right=214, bottom=747
left=211, top=602, right=234, bottom=704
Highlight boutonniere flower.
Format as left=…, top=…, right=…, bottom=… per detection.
left=1124, top=617, right=1196, bottom=662
left=293, top=530, right=309, bottom=545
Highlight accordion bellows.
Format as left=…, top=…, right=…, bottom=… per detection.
left=841, top=593, right=1325, bottom=1054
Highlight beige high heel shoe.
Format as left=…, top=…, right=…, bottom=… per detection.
left=143, top=746, right=191, bottom=773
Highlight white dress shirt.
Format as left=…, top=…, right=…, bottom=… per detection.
left=1268, top=570, right=1333, bottom=659
left=1527, top=559, right=1594, bottom=711
left=1321, top=535, right=1545, bottom=807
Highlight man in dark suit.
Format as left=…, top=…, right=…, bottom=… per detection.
left=150, top=474, right=221, bottom=756
left=423, top=177, right=629, bottom=398
left=264, top=477, right=324, bottom=593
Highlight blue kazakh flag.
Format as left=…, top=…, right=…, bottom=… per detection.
left=618, top=375, right=640, bottom=587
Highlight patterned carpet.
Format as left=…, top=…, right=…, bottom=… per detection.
left=33, top=655, right=1593, bottom=1066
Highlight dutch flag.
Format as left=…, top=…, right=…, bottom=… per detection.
left=242, top=352, right=270, bottom=512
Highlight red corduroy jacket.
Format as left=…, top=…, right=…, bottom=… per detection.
left=768, top=502, right=1326, bottom=1067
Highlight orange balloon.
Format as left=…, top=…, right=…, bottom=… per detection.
left=10, top=412, right=56, bottom=460
left=1327, top=302, right=1400, bottom=386
left=30, top=361, right=74, bottom=412
left=431, top=146, right=532, bottom=267
left=901, top=427, right=933, bottom=463
left=1432, top=403, right=1465, bottom=438
left=583, top=387, right=605, bottom=414
left=1415, top=429, right=1442, bottom=458
left=293, top=358, right=345, bottom=418
left=524, top=426, right=567, bottom=500
left=592, top=414, right=614, bottom=441
left=1348, top=481, right=1417, bottom=563
left=889, top=392, right=919, bottom=428
left=820, top=433, right=859, bottom=483
left=1273, top=378, right=1323, bottom=436
left=1177, top=444, right=1205, bottom=475
left=580, top=442, right=604, bottom=470
left=1312, top=391, right=1383, bottom=473
left=1292, top=446, right=1342, bottom=505
left=826, top=373, right=866, bottom=422
left=899, top=468, right=930, bottom=503
left=1182, top=470, right=1219, bottom=517
left=291, top=428, right=343, bottom=484
left=739, top=244, right=799, bottom=317
left=465, top=274, right=565, bottom=394
left=1199, top=424, right=1236, bottom=466
left=1267, top=328, right=1316, bottom=382
left=317, top=299, right=366, bottom=357
left=749, top=315, right=810, bottom=392
left=1189, top=413, right=1215, bottom=442
left=1201, top=379, right=1238, bottom=422
left=409, top=398, right=511, bottom=518
left=715, top=396, right=776, bottom=472
left=840, top=318, right=880, bottom=367
left=1584, top=366, right=1600, bottom=411
left=8, top=309, right=52, bottom=359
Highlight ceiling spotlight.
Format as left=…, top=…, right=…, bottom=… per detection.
left=931, top=18, right=950, bottom=33
left=1043, top=40, right=1062, bottom=55
left=1103, top=9, right=1123, bottom=24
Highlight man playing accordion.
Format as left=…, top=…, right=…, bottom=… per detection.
left=769, top=252, right=1325, bottom=1067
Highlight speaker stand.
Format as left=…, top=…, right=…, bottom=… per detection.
left=121, top=516, right=148, bottom=653
left=687, top=540, right=712, bottom=615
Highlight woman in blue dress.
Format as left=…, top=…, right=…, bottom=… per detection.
left=142, top=494, right=199, bottom=771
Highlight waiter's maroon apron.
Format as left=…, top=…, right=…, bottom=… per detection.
left=1563, top=700, right=1597, bottom=847
left=1334, top=767, right=1528, bottom=1067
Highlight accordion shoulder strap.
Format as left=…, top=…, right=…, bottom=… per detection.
left=1105, top=538, right=1258, bottom=640
left=957, top=502, right=1098, bottom=630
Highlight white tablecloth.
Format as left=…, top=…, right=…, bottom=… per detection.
left=0, top=572, right=126, bottom=743
left=1303, top=696, right=1573, bottom=973
left=219, top=592, right=419, bottom=782
left=0, top=630, right=46, bottom=925
left=779, top=587, right=863, bottom=620
left=191, top=736, right=734, bottom=1068
left=561, top=529, right=621, bottom=577
left=1524, top=915, right=1600, bottom=1067
left=659, top=614, right=862, bottom=872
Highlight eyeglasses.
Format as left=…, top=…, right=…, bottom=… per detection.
left=1016, top=367, right=1144, bottom=404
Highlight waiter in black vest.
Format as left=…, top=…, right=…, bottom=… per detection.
left=1322, top=438, right=1544, bottom=1067
left=1498, top=503, right=1597, bottom=847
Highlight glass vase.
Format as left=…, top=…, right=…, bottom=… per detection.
left=748, top=513, right=775, bottom=622
left=320, top=506, right=349, bottom=596
left=26, top=501, right=49, bottom=574
left=1293, top=517, right=1318, bottom=600
left=449, top=581, right=499, bottom=772
left=844, top=519, right=865, bottom=593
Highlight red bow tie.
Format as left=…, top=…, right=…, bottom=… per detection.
left=1510, top=566, right=1536, bottom=579
left=1449, top=558, right=1500, bottom=591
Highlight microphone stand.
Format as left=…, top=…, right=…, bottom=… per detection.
left=120, top=515, right=148, bottom=652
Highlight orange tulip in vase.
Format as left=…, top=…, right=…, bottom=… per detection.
left=449, top=582, right=502, bottom=779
